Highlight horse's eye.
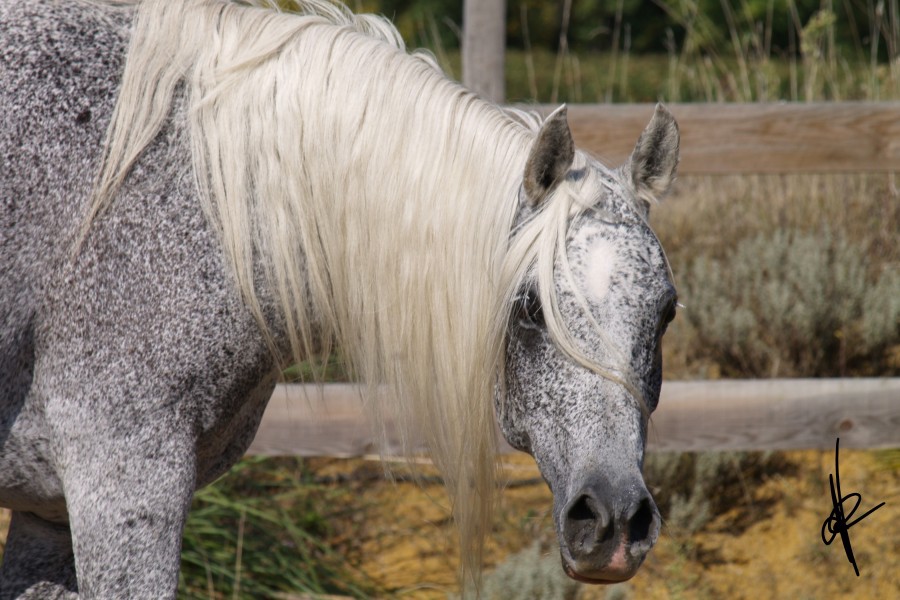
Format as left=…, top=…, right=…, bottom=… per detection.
left=516, top=289, right=544, bottom=330
left=661, top=300, right=678, bottom=334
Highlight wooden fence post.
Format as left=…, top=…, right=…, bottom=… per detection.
left=462, top=0, right=506, bottom=103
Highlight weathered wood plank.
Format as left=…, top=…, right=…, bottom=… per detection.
left=646, top=378, right=900, bottom=451
left=246, top=379, right=900, bottom=456
left=527, top=103, right=900, bottom=174
left=250, top=385, right=396, bottom=458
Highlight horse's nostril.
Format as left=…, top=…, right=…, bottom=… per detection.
left=562, top=484, right=658, bottom=574
left=628, top=497, right=657, bottom=543
left=564, top=493, right=614, bottom=549
left=567, top=495, right=595, bottom=523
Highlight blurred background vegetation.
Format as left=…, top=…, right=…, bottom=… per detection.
left=342, top=0, right=900, bottom=102
left=361, top=0, right=896, bottom=59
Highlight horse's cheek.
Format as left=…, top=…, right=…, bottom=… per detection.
left=500, top=332, right=553, bottom=454
left=498, top=356, right=533, bottom=454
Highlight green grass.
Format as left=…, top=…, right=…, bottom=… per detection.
left=425, top=47, right=900, bottom=104
left=412, top=1, right=900, bottom=104
left=282, top=352, right=351, bottom=383
left=178, top=457, right=379, bottom=599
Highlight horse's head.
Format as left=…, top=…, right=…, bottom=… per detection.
left=499, top=105, right=679, bottom=584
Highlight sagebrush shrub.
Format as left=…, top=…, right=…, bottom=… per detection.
left=679, top=229, right=899, bottom=377
left=456, top=541, right=580, bottom=600
left=643, top=451, right=791, bottom=535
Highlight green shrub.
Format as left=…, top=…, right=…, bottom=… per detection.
left=454, top=541, right=581, bottom=600
left=678, top=229, right=900, bottom=378
left=643, top=451, right=792, bottom=536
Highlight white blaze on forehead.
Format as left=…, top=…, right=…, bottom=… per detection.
left=584, top=236, right=618, bottom=302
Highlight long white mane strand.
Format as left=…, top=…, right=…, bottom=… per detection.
left=84, top=0, right=638, bottom=584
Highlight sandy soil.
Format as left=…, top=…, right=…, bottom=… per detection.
left=0, top=450, right=896, bottom=599
left=312, top=449, right=899, bottom=599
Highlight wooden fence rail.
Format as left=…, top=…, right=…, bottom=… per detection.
left=536, top=102, right=900, bottom=174
left=247, top=378, right=900, bottom=456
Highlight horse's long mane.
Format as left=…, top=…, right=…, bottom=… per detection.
left=82, top=0, right=624, bottom=583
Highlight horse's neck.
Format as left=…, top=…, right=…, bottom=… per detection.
left=182, top=10, right=534, bottom=371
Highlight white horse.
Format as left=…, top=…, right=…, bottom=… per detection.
left=0, top=0, right=679, bottom=597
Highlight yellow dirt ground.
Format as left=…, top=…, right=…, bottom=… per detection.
left=313, top=450, right=899, bottom=599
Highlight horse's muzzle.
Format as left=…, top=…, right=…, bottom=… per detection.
left=559, top=478, right=660, bottom=584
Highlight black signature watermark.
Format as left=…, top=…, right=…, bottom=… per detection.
left=820, top=438, right=886, bottom=576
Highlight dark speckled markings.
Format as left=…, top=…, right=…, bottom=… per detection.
left=502, top=105, right=679, bottom=584
left=1, top=1, right=279, bottom=598
left=0, top=1, right=679, bottom=597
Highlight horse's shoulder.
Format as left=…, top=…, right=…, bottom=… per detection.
left=1, top=0, right=131, bottom=96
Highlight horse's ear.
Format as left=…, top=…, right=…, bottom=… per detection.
left=628, top=103, right=679, bottom=215
left=523, top=105, right=575, bottom=207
